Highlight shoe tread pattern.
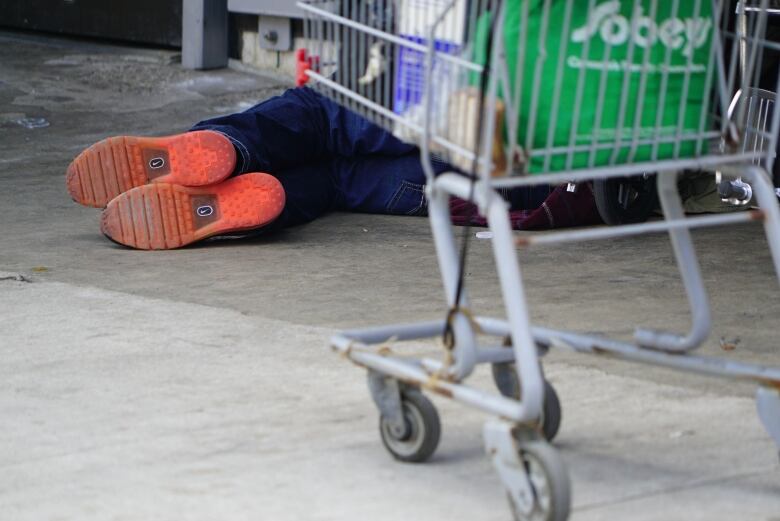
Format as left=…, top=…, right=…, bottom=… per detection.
left=100, top=173, right=285, bottom=250
left=66, top=131, right=235, bottom=208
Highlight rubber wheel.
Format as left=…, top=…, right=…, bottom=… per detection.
left=508, top=440, right=571, bottom=521
left=593, top=174, right=658, bottom=225
left=491, top=364, right=562, bottom=442
left=539, top=382, right=561, bottom=442
left=379, top=389, right=440, bottom=463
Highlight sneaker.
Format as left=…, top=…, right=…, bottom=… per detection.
left=100, top=173, right=285, bottom=250
left=66, top=130, right=236, bottom=208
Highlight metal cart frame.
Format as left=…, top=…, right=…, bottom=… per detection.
left=297, top=1, right=780, bottom=519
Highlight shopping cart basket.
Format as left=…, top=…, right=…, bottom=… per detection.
left=297, top=1, right=780, bottom=519
left=584, top=0, right=780, bottom=224
left=718, top=1, right=780, bottom=204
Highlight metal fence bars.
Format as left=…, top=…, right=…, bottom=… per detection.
left=297, top=2, right=780, bottom=520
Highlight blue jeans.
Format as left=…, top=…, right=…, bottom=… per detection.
left=191, top=87, right=551, bottom=229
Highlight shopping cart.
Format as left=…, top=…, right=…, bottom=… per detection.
left=296, top=1, right=780, bottom=519
left=594, top=1, right=780, bottom=223
left=718, top=1, right=780, bottom=204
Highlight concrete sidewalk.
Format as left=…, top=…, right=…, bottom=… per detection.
left=2, top=279, right=778, bottom=520
left=1, top=31, right=779, bottom=520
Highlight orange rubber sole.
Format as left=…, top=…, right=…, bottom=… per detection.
left=66, top=130, right=236, bottom=208
left=100, top=173, right=285, bottom=250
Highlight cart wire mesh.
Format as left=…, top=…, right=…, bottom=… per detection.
left=299, top=0, right=780, bottom=181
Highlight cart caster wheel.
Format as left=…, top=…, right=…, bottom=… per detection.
left=379, top=388, right=440, bottom=463
left=491, top=364, right=562, bottom=442
left=508, top=440, right=571, bottom=521
left=593, top=174, right=658, bottom=225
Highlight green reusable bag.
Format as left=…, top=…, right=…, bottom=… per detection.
left=475, top=0, right=715, bottom=173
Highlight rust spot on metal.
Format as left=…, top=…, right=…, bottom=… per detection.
left=758, top=378, right=780, bottom=392
left=724, top=123, right=741, bottom=149
left=514, top=235, right=532, bottom=247
left=749, top=209, right=766, bottom=222
left=400, top=378, right=420, bottom=389
left=592, top=346, right=612, bottom=356
left=430, top=386, right=454, bottom=399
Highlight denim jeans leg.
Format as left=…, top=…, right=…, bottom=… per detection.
left=266, top=160, right=340, bottom=230
left=190, top=87, right=417, bottom=175
left=188, top=86, right=557, bottom=230
left=330, top=152, right=446, bottom=216
left=253, top=154, right=431, bottom=234
left=329, top=151, right=556, bottom=218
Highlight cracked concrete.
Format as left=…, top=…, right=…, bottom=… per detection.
left=0, top=271, right=30, bottom=283
left=1, top=30, right=779, bottom=520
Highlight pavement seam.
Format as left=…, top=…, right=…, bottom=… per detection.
left=575, top=465, right=780, bottom=512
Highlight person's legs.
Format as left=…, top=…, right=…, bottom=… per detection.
left=253, top=152, right=433, bottom=233
left=98, top=155, right=344, bottom=249
left=260, top=160, right=341, bottom=231
left=191, top=87, right=417, bottom=175
left=69, top=84, right=574, bottom=248
left=68, top=87, right=417, bottom=209
left=330, top=152, right=441, bottom=216
left=328, top=150, right=555, bottom=219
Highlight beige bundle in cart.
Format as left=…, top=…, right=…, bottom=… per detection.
left=446, top=88, right=508, bottom=177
